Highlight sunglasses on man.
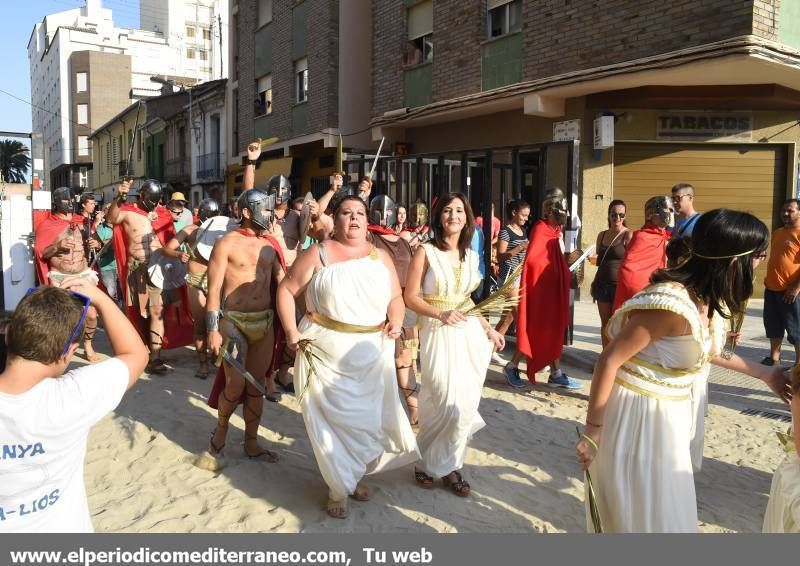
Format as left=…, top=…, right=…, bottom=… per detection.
left=25, top=287, right=91, bottom=358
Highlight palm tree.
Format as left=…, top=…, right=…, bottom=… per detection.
left=0, top=139, right=31, bottom=184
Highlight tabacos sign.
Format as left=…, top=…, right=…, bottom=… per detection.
left=656, top=112, right=752, bottom=141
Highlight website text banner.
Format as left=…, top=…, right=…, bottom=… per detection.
left=0, top=534, right=794, bottom=566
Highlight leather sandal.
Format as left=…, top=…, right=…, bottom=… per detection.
left=414, top=468, right=434, bottom=489
left=442, top=470, right=470, bottom=497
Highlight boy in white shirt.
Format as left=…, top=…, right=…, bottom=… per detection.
left=0, top=279, right=148, bottom=532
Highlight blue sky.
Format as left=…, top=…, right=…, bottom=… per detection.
left=0, top=0, right=140, bottom=144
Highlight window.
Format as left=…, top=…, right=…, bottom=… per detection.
left=258, top=0, right=272, bottom=27
left=106, top=142, right=110, bottom=169
left=186, top=25, right=195, bottom=38
left=199, top=49, right=208, bottom=61
left=76, top=72, right=87, bottom=93
left=488, top=0, right=522, bottom=38
left=186, top=47, right=195, bottom=59
left=78, top=136, right=89, bottom=157
left=405, top=1, right=433, bottom=66
left=78, top=167, right=88, bottom=188
left=77, top=103, right=88, bottom=125
left=202, top=27, right=211, bottom=40
left=295, top=58, right=308, bottom=103
left=256, top=74, right=272, bottom=115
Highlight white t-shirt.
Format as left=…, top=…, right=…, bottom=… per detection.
left=0, top=358, right=128, bottom=533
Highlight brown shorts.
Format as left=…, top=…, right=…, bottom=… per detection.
left=127, top=260, right=163, bottom=314
left=395, top=326, right=419, bottom=360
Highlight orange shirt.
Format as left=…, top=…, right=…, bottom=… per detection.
left=764, top=227, right=800, bottom=291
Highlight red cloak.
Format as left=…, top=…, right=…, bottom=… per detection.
left=33, top=213, right=87, bottom=285
left=612, top=225, right=669, bottom=311
left=112, top=204, right=193, bottom=349
left=207, top=232, right=288, bottom=409
left=517, top=220, right=570, bottom=381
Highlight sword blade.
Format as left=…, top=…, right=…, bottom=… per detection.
left=221, top=348, right=267, bottom=397
left=368, top=137, right=385, bottom=180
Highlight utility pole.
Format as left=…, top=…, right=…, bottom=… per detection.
left=218, top=14, right=223, bottom=79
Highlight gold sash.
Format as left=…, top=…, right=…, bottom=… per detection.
left=307, top=311, right=385, bottom=333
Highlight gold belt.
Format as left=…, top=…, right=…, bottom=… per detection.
left=614, top=376, right=690, bottom=401
left=423, top=294, right=473, bottom=311
left=307, top=311, right=385, bottom=333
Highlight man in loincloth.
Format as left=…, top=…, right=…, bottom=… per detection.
left=163, top=198, right=221, bottom=378
left=204, top=181, right=286, bottom=466
left=107, top=179, right=191, bottom=374
left=33, top=186, right=102, bottom=361
left=366, top=194, right=419, bottom=424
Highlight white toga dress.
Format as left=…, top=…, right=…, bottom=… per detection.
left=295, top=247, right=420, bottom=501
left=416, top=244, right=493, bottom=478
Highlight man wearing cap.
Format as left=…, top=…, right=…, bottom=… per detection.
left=107, top=179, right=193, bottom=373
left=167, top=191, right=192, bottom=232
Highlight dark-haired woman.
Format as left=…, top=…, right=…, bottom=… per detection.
left=276, top=195, right=419, bottom=519
left=590, top=200, right=631, bottom=348
left=494, top=200, right=530, bottom=386
left=404, top=193, right=505, bottom=497
left=576, top=209, right=792, bottom=533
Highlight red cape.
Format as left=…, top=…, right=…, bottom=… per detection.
left=368, top=224, right=397, bottom=236
left=207, top=232, right=288, bottom=409
left=612, top=225, right=669, bottom=311
left=112, top=204, right=193, bottom=349
left=33, top=213, right=86, bottom=285
left=517, top=220, right=570, bottom=380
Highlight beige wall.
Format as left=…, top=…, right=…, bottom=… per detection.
left=91, top=104, right=147, bottom=199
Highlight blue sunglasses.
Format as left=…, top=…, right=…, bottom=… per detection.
left=25, top=287, right=92, bottom=358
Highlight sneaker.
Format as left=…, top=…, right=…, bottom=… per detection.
left=504, top=364, right=527, bottom=388
left=548, top=372, right=582, bottom=389
left=491, top=352, right=506, bottom=365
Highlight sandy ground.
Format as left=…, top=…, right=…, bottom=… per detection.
left=77, top=327, right=789, bottom=533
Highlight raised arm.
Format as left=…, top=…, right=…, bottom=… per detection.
left=276, top=244, right=320, bottom=350
left=106, top=179, right=132, bottom=225
left=316, top=173, right=343, bottom=215
left=205, top=238, right=229, bottom=356
left=59, top=277, right=148, bottom=388
left=242, top=141, right=261, bottom=191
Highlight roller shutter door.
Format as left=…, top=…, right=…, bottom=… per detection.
left=613, top=143, right=787, bottom=295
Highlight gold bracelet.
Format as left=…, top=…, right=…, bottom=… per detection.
left=580, top=433, right=599, bottom=452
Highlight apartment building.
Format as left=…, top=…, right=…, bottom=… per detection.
left=28, top=0, right=228, bottom=192
left=371, top=0, right=800, bottom=295
left=89, top=101, right=147, bottom=202
left=225, top=0, right=375, bottom=198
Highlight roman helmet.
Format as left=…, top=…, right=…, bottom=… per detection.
left=645, top=195, right=675, bottom=229
left=541, top=188, right=568, bottom=226
left=409, top=200, right=429, bottom=227
left=197, top=198, right=220, bottom=223
left=52, top=186, right=74, bottom=214
left=369, top=195, right=397, bottom=228
left=138, top=179, right=163, bottom=212
left=238, top=187, right=276, bottom=231
left=266, top=174, right=291, bottom=205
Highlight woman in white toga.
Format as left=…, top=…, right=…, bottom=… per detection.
left=576, top=209, right=791, bottom=532
left=404, top=193, right=505, bottom=497
left=276, top=194, right=419, bottom=519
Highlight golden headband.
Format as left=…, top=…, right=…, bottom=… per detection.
left=671, top=246, right=759, bottom=270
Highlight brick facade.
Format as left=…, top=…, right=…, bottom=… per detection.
left=235, top=0, right=339, bottom=156
left=372, top=0, right=775, bottom=117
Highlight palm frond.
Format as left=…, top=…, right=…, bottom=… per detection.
left=296, top=339, right=326, bottom=403
left=576, top=426, right=604, bottom=533
left=463, top=262, right=523, bottom=317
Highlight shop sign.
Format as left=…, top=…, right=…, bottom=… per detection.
left=553, top=119, right=581, bottom=142
left=656, top=112, right=752, bottom=141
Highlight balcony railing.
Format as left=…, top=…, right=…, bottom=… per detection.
left=165, top=157, right=189, bottom=180
left=197, top=152, right=223, bottom=181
